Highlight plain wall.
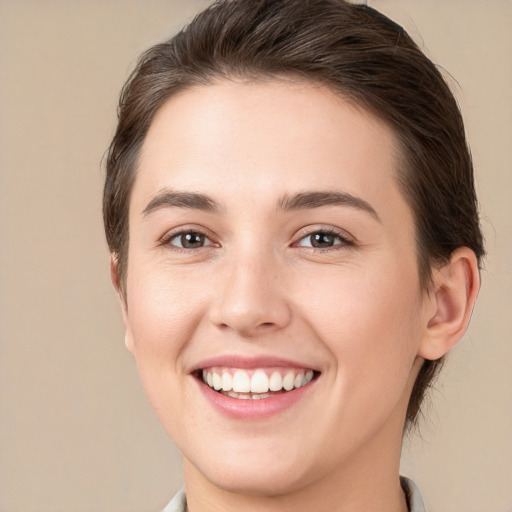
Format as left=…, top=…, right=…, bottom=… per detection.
left=0, top=1, right=510, bottom=511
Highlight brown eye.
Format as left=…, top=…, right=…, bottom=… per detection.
left=310, top=232, right=336, bottom=248
left=296, top=230, right=352, bottom=250
left=168, top=231, right=212, bottom=249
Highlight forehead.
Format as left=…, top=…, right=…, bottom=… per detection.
left=134, top=79, right=409, bottom=225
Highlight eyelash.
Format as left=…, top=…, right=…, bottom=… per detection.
left=159, top=227, right=355, bottom=252
left=159, top=228, right=218, bottom=252
left=293, top=227, right=355, bottom=252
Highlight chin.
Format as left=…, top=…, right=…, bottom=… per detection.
left=183, top=437, right=322, bottom=497
left=203, top=460, right=314, bottom=497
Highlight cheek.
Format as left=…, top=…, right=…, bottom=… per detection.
left=293, top=256, right=423, bottom=385
left=123, top=266, right=212, bottom=428
left=126, top=264, right=208, bottom=352
left=123, top=266, right=209, bottom=435
left=300, top=269, right=422, bottom=449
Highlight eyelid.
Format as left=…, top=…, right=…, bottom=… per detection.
left=159, top=225, right=219, bottom=249
left=292, top=225, right=356, bottom=249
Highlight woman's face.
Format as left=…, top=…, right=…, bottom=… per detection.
left=121, top=80, right=430, bottom=494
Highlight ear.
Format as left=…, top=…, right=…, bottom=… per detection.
left=110, top=255, right=135, bottom=354
left=419, top=247, right=480, bottom=360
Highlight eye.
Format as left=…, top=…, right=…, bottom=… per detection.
left=296, top=229, right=352, bottom=249
left=164, top=230, right=214, bottom=249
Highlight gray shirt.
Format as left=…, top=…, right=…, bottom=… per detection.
left=161, top=476, right=426, bottom=512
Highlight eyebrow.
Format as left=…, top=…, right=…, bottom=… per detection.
left=142, top=189, right=221, bottom=216
left=278, top=191, right=380, bottom=221
left=142, top=188, right=380, bottom=221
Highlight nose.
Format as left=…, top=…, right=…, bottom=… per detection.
left=209, top=248, right=292, bottom=336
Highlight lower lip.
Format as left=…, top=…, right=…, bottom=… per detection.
left=195, top=377, right=317, bottom=420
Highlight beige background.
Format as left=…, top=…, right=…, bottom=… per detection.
left=0, top=1, right=510, bottom=511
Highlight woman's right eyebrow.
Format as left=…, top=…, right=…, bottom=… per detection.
left=142, top=189, right=221, bottom=216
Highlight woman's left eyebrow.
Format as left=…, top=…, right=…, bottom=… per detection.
left=277, top=191, right=381, bottom=222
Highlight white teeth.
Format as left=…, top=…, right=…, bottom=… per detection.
left=221, top=372, right=233, bottom=391
left=250, top=370, right=269, bottom=393
left=282, top=371, right=295, bottom=391
left=212, top=372, right=222, bottom=391
left=269, top=371, right=283, bottom=391
left=202, top=367, right=316, bottom=398
left=232, top=369, right=251, bottom=393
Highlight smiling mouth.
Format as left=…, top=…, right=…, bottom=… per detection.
left=199, top=367, right=318, bottom=400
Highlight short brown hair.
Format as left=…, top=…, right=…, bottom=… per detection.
left=103, top=0, right=484, bottom=429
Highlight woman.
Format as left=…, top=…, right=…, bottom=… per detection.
left=103, top=1, right=483, bottom=511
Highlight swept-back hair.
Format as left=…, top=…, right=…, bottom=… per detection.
left=104, top=0, right=484, bottom=428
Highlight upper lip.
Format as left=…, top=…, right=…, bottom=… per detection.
left=190, top=354, right=320, bottom=373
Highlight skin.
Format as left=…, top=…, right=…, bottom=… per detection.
left=114, top=80, right=480, bottom=512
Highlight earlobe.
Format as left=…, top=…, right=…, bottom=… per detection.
left=124, top=331, right=135, bottom=353
left=419, top=247, right=480, bottom=361
left=110, top=254, right=135, bottom=354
